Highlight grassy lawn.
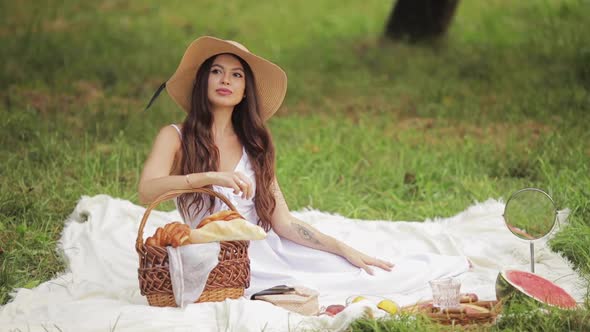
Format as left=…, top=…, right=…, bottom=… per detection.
left=1, top=0, right=589, bottom=330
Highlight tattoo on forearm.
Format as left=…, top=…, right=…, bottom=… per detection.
left=292, top=223, right=323, bottom=246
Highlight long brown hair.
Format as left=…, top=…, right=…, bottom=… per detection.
left=177, top=54, right=276, bottom=231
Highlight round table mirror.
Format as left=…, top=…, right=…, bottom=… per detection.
left=503, top=188, right=558, bottom=273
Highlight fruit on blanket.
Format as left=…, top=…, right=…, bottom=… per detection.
left=351, top=296, right=367, bottom=304
left=495, top=269, right=577, bottom=309
left=377, top=299, right=399, bottom=315
left=197, top=210, right=245, bottom=229
left=325, top=304, right=346, bottom=316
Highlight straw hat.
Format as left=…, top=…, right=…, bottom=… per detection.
left=145, top=36, right=287, bottom=121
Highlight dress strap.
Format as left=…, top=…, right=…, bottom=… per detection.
left=170, top=124, right=182, bottom=139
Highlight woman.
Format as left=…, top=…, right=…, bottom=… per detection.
left=138, top=36, right=469, bottom=301
left=138, top=36, right=393, bottom=275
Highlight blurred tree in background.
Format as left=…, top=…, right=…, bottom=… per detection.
left=385, top=0, right=460, bottom=41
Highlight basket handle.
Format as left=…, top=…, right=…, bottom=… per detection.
left=135, top=187, right=238, bottom=255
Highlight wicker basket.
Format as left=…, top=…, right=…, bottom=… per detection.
left=135, top=188, right=250, bottom=307
left=423, top=301, right=501, bottom=326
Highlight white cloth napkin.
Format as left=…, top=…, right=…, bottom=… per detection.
left=167, top=243, right=220, bottom=307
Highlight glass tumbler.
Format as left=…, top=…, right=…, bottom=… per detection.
left=429, top=277, right=461, bottom=310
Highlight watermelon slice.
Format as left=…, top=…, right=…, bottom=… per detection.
left=496, top=269, right=577, bottom=309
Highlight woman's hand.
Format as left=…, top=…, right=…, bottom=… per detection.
left=340, top=245, right=395, bottom=275
left=207, top=171, right=254, bottom=199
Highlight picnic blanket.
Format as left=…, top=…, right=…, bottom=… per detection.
left=0, top=195, right=586, bottom=332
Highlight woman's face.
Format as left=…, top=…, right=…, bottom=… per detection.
left=207, top=54, right=246, bottom=109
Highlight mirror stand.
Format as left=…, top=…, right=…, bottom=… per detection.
left=530, top=242, right=535, bottom=273
left=503, top=187, right=558, bottom=274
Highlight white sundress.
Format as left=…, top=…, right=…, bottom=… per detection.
left=169, top=124, right=470, bottom=306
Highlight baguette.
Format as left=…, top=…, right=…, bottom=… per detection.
left=189, top=218, right=266, bottom=243
left=197, top=210, right=245, bottom=229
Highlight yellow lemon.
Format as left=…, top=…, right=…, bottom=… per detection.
left=351, top=296, right=367, bottom=304
left=377, top=299, right=399, bottom=315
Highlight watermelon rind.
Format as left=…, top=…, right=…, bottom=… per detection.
left=495, top=269, right=577, bottom=309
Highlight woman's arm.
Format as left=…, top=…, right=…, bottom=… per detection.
left=269, top=179, right=394, bottom=275
left=137, top=126, right=209, bottom=204
left=137, top=126, right=255, bottom=205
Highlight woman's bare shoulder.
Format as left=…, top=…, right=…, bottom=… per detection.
left=153, top=125, right=182, bottom=149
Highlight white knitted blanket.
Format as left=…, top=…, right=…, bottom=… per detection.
left=0, top=195, right=585, bottom=332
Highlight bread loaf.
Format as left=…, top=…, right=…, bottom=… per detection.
left=145, top=222, right=191, bottom=247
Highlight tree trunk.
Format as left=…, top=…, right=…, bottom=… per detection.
left=384, top=0, right=460, bottom=42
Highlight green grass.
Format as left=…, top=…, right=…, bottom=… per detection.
left=1, top=0, right=590, bottom=330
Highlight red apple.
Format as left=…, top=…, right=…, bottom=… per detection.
left=325, top=304, right=346, bottom=316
